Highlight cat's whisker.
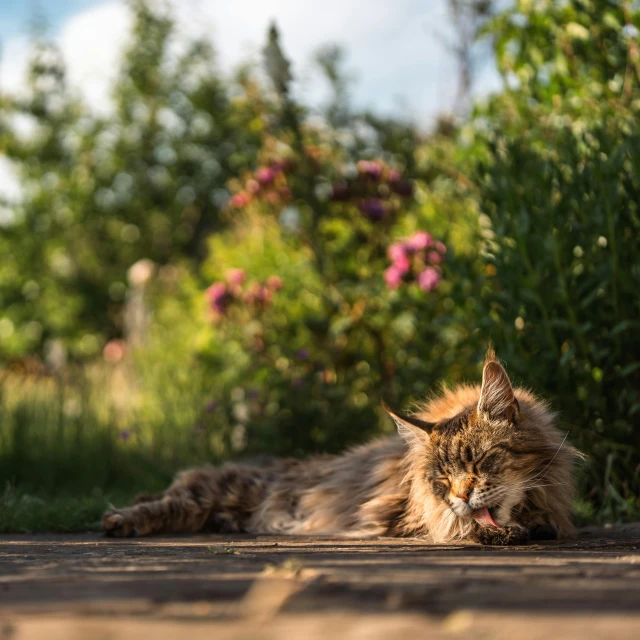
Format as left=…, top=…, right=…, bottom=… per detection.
left=521, top=481, right=570, bottom=490
left=523, top=432, right=570, bottom=483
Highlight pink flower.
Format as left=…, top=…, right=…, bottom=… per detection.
left=225, top=268, right=246, bottom=287
left=427, top=250, right=443, bottom=265
left=384, top=266, right=403, bottom=289
left=387, top=169, right=401, bottom=183
left=244, top=283, right=272, bottom=306
left=266, top=275, right=283, bottom=291
left=255, top=167, right=275, bottom=185
left=418, top=267, right=441, bottom=292
left=435, top=241, right=447, bottom=254
left=230, top=191, right=251, bottom=208
left=387, top=242, right=407, bottom=262
left=407, top=231, right=432, bottom=251
left=357, top=160, right=383, bottom=180
left=393, top=252, right=411, bottom=273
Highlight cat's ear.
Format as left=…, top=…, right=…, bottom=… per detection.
left=382, top=401, right=434, bottom=444
left=477, top=356, right=519, bottom=423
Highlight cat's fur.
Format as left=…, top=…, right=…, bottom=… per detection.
left=103, top=349, right=579, bottom=545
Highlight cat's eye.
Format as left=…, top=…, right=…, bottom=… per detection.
left=477, top=451, right=500, bottom=472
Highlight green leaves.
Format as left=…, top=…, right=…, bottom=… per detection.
left=473, top=0, right=640, bottom=519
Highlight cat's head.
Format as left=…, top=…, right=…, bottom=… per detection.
left=385, top=350, right=564, bottom=529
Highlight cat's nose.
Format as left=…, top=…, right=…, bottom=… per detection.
left=454, top=490, right=470, bottom=502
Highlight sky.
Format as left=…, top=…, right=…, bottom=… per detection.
left=0, top=0, right=502, bottom=201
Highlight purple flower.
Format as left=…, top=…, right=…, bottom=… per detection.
left=384, top=266, right=403, bottom=289
left=247, top=388, right=260, bottom=400
left=205, top=400, right=218, bottom=413
left=390, top=180, right=414, bottom=197
left=297, top=348, right=309, bottom=360
left=271, top=158, right=293, bottom=174
left=206, top=282, right=232, bottom=314
left=418, top=267, right=441, bottom=292
left=427, top=250, right=443, bottom=265
left=359, top=199, right=386, bottom=221
left=292, top=377, right=304, bottom=389
left=406, top=231, right=432, bottom=251
left=435, top=241, right=447, bottom=254
left=119, top=429, right=131, bottom=442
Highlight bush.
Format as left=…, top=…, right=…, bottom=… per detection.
left=467, top=0, right=640, bottom=519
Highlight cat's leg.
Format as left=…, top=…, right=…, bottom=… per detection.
left=103, top=465, right=269, bottom=537
left=103, top=486, right=209, bottom=537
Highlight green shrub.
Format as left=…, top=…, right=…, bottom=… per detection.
left=467, top=0, right=640, bottom=519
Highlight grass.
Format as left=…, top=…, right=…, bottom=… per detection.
left=0, top=366, right=222, bottom=533
left=0, top=488, right=123, bottom=533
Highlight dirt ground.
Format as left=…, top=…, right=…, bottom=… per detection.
left=1, top=524, right=640, bottom=639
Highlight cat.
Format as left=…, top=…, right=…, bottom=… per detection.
left=102, top=348, right=579, bottom=545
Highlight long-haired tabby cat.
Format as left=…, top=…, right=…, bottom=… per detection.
left=103, top=349, right=579, bottom=545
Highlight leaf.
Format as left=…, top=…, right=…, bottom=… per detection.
left=620, top=362, right=640, bottom=378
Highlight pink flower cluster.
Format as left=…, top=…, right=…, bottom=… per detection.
left=384, top=231, right=446, bottom=292
left=229, top=160, right=293, bottom=209
left=206, top=269, right=283, bottom=317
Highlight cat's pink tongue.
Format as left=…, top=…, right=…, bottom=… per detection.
left=471, top=507, right=499, bottom=528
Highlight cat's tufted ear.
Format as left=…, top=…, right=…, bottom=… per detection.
left=477, top=355, right=519, bottom=423
left=382, top=401, right=434, bottom=444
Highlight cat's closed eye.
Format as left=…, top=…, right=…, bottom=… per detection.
left=478, top=452, right=499, bottom=470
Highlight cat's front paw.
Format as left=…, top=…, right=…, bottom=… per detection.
left=102, top=510, right=135, bottom=537
left=472, top=525, right=529, bottom=546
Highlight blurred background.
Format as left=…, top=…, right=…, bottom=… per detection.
left=0, top=0, right=639, bottom=531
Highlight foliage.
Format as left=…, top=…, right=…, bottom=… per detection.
left=176, top=25, right=486, bottom=456
left=0, top=0, right=264, bottom=361
left=470, top=0, right=640, bottom=519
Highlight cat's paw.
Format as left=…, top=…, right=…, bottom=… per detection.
left=472, top=525, right=529, bottom=546
left=102, top=510, right=135, bottom=537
